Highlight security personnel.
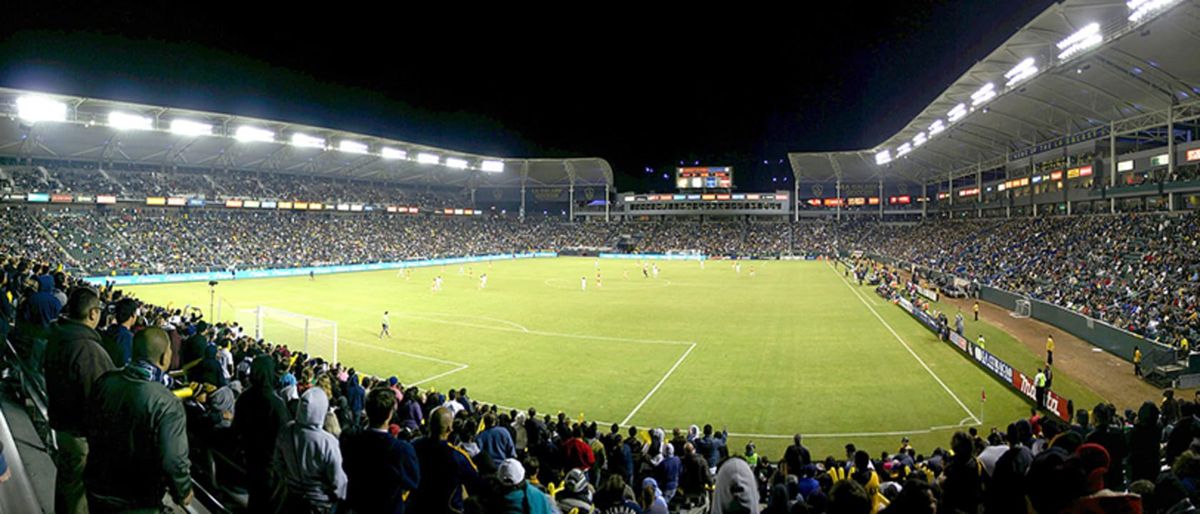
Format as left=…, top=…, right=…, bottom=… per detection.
left=1133, top=346, right=1143, bottom=377
left=1034, top=368, right=1048, bottom=409
left=973, top=301, right=980, bottom=321
left=1046, top=335, right=1055, bottom=365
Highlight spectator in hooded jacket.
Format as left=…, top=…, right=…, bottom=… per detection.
left=341, top=387, right=420, bottom=514
left=271, top=386, right=347, bottom=512
left=233, top=354, right=290, bottom=512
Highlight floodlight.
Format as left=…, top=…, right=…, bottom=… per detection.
left=875, top=150, right=892, bottom=165
left=445, top=157, right=469, bottom=169
left=1057, top=23, right=1102, bottom=60
left=970, top=83, right=995, bottom=107
left=17, top=96, right=68, bottom=123
left=1129, top=0, right=1181, bottom=23
left=381, top=147, right=406, bottom=160
left=291, top=133, right=325, bottom=149
left=170, top=119, right=213, bottom=136
left=928, top=119, right=946, bottom=135
left=417, top=152, right=440, bottom=164
left=913, top=132, right=928, bottom=147
left=235, top=126, right=275, bottom=143
left=108, top=111, right=154, bottom=131
left=481, top=160, right=504, bottom=172
left=947, top=103, right=967, bottom=123
left=1004, top=58, right=1038, bottom=87
left=338, top=140, right=368, bottom=154
left=896, top=143, right=912, bottom=157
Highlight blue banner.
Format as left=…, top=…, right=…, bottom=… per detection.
left=85, top=252, right=558, bottom=286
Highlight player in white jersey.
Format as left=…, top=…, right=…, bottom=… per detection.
left=652, top=264, right=660, bottom=279
left=432, top=276, right=443, bottom=292
left=380, top=311, right=391, bottom=339
left=700, top=259, right=705, bottom=270
left=580, top=276, right=587, bottom=291
left=458, top=265, right=465, bottom=275
left=479, top=273, right=488, bottom=289
left=594, top=258, right=600, bottom=269
left=735, top=262, right=742, bottom=274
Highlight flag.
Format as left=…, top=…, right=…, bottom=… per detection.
left=981, top=389, right=987, bottom=402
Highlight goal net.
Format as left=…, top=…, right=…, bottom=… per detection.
left=1012, top=299, right=1032, bottom=319
left=250, top=306, right=340, bottom=364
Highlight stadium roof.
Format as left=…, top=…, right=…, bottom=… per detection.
left=788, top=0, right=1200, bottom=185
left=0, top=87, right=613, bottom=189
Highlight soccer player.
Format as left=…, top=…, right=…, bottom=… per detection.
left=596, top=272, right=602, bottom=288
left=652, top=263, right=660, bottom=279
left=479, top=274, right=488, bottom=290
left=458, top=265, right=465, bottom=275
left=309, top=270, right=315, bottom=281
left=432, top=276, right=443, bottom=292
left=700, top=259, right=705, bottom=270
left=594, top=258, right=600, bottom=269
left=580, top=276, right=587, bottom=291
left=642, top=263, right=649, bottom=278
left=735, top=262, right=742, bottom=274
left=380, top=311, right=391, bottom=339
left=749, top=266, right=756, bottom=278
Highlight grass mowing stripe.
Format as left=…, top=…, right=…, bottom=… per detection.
left=826, top=261, right=981, bottom=425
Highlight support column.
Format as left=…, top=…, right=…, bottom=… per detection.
left=836, top=178, right=842, bottom=222
left=878, top=176, right=884, bottom=220
left=794, top=180, right=800, bottom=223
left=976, top=164, right=983, bottom=218
left=1168, top=107, right=1176, bottom=212
left=1109, top=121, right=1117, bottom=189
left=604, top=185, right=610, bottom=223
left=921, top=183, right=928, bottom=220
left=568, top=183, right=575, bottom=221
left=519, top=162, right=528, bottom=222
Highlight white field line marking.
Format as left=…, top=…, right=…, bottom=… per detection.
left=728, top=422, right=983, bottom=440
left=620, top=342, right=697, bottom=425
left=406, top=311, right=531, bottom=333
left=826, top=262, right=981, bottom=425
left=340, top=337, right=469, bottom=367
left=392, top=311, right=693, bottom=346
left=409, top=364, right=470, bottom=387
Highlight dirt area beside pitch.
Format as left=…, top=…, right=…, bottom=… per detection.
left=938, top=294, right=1163, bottom=411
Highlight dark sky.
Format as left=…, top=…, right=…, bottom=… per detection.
left=0, top=1, right=1056, bottom=191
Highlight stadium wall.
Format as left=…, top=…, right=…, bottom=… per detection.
left=598, top=253, right=706, bottom=261
left=83, top=252, right=558, bottom=286
left=979, top=286, right=1174, bottom=367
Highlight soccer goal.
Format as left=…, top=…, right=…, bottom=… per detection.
left=1012, top=299, right=1032, bottom=319
left=250, top=306, right=340, bottom=363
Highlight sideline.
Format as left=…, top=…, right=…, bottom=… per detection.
left=827, top=262, right=981, bottom=425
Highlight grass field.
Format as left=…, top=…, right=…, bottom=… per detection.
left=124, top=257, right=1074, bottom=459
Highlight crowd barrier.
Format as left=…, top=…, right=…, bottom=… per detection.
left=892, top=294, right=1073, bottom=420
left=84, top=252, right=558, bottom=286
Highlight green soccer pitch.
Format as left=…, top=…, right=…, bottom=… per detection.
left=123, top=257, right=1100, bottom=459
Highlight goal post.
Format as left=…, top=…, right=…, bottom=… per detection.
left=1012, top=299, right=1032, bottom=319
left=252, top=306, right=340, bottom=364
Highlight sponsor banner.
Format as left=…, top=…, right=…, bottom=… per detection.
left=913, top=309, right=940, bottom=332
left=1188, top=148, right=1200, bottom=162
left=599, top=253, right=706, bottom=261
left=242, top=200, right=261, bottom=209
left=27, top=193, right=50, bottom=203
left=85, top=252, right=559, bottom=286
left=970, top=345, right=1015, bottom=384
left=916, top=285, right=939, bottom=302
left=51, top=194, right=74, bottom=203
left=225, top=199, right=243, bottom=208
left=146, top=197, right=167, bottom=206
left=96, top=195, right=117, bottom=205
left=75, top=195, right=94, bottom=203
left=949, top=331, right=969, bottom=352
left=293, top=202, right=309, bottom=210
left=167, top=197, right=187, bottom=206
left=897, top=297, right=914, bottom=313
left=188, top=198, right=206, bottom=207
left=278, top=201, right=293, bottom=210
left=1013, top=370, right=1072, bottom=420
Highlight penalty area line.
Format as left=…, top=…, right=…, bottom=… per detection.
left=620, top=342, right=697, bottom=426
left=826, top=262, right=981, bottom=425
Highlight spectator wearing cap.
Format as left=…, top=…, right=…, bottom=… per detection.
left=653, top=443, right=682, bottom=502
left=101, top=297, right=137, bottom=367
left=271, top=386, right=347, bottom=512
left=556, top=468, right=595, bottom=513
left=409, top=406, right=480, bottom=513
left=341, top=387, right=420, bottom=514
left=496, top=458, right=557, bottom=514
left=44, top=286, right=114, bottom=514
left=85, top=327, right=192, bottom=513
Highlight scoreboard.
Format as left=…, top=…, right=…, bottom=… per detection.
left=676, top=166, right=733, bottom=190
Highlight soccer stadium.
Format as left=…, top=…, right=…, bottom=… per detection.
left=1, top=1, right=1199, bottom=513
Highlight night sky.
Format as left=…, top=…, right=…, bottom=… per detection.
left=1, top=1, right=1055, bottom=192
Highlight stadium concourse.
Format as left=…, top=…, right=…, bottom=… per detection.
left=0, top=201, right=1190, bottom=514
